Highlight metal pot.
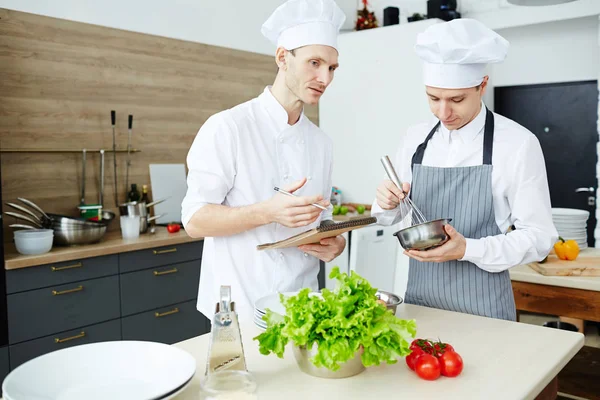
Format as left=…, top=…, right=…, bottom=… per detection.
left=375, top=290, right=403, bottom=315
left=393, top=218, right=452, bottom=251
left=52, top=224, right=107, bottom=246
left=119, top=200, right=166, bottom=233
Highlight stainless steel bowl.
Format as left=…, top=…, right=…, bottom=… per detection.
left=375, top=290, right=403, bottom=314
left=293, top=345, right=365, bottom=379
left=52, top=225, right=107, bottom=246
left=393, top=218, right=452, bottom=251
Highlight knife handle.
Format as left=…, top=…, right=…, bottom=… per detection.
left=111, top=110, right=116, bottom=126
left=128, top=114, right=133, bottom=129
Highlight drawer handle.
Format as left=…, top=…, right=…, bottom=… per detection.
left=51, top=262, right=83, bottom=272
left=52, top=285, right=83, bottom=296
left=155, top=307, right=179, bottom=318
left=153, top=248, right=177, bottom=255
left=55, top=331, right=85, bottom=343
left=153, top=267, right=178, bottom=276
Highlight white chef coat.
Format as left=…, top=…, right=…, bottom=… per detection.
left=372, top=102, right=558, bottom=273
left=182, top=86, right=333, bottom=322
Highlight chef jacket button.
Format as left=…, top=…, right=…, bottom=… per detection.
left=307, top=176, right=312, bottom=180
left=300, top=139, right=305, bottom=144
left=279, top=138, right=284, bottom=143
left=279, top=252, right=284, bottom=259
left=284, top=175, right=289, bottom=180
left=304, top=252, right=309, bottom=257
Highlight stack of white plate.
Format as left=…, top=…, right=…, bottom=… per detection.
left=552, top=208, right=589, bottom=250
left=2, top=341, right=196, bottom=400
left=254, top=293, right=288, bottom=331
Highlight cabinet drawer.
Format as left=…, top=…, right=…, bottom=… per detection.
left=6, top=255, right=118, bottom=294
left=9, top=319, right=121, bottom=370
left=122, top=300, right=209, bottom=345
left=119, top=241, right=203, bottom=274
left=0, top=347, right=8, bottom=391
left=7, top=275, right=120, bottom=344
left=120, top=260, right=200, bottom=317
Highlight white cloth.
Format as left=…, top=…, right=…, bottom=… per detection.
left=372, top=103, right=558, bottom=273
left=415, top=18, right=509, bottom=89
left=182, top=87, right=333, bottom=322
left=261, top=0, right=346, bottom=51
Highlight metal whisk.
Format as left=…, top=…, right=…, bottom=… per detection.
left=380, top=156, right=428, bottom=226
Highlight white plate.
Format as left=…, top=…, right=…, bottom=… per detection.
left=552, top=208, right=590, bottom=217
left=3, top=341, right=196, bottom=400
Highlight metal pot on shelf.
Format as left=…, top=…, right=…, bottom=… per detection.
left=118, top=199, right=166, bottom=233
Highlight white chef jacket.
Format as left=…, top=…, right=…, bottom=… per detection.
left=372, top=102, right=558, bottom=273
left=182, top=86, right=333, bottom=322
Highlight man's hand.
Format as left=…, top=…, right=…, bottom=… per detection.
left=298, top=235, right=346, bottom=262
left=404, top=225, right=466, bottom=263
left=376, top=180, right=411, bottom=210
left=264, top=178, right=329, bottom=228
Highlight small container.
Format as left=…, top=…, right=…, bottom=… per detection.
left=293, top=345, right=365, bottom=379
left=120, top=216, right=140, bottom=240
left=78, top=204, right=103, bottom=221
left=375, top=290, right=403, bottom=314
left=14, top=229, right=53, bottom=255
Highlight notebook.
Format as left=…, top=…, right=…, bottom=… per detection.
left=257, top=217, right=378, bottom=250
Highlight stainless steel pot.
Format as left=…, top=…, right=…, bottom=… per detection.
left=375, top=290, right=403, bottom=314
left=119, top=199, right=166, bottom=233
left=52, top=224, right=107, bottom=246
left=393, top=218, right=452, bottom=251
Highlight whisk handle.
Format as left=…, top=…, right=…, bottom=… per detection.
left=381, top=156, right=405, bottom=193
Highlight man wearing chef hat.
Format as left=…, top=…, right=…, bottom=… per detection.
left=372, top=19, right=558, bottom=321
left=182, top=0, right=347, bottom=321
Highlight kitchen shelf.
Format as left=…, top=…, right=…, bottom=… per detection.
left=0, top=149, right=141, bottom=154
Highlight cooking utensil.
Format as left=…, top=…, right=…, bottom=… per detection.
left=380, top=155, right=427, bottom=226
left=52, top=224, right=107, bottom=246
left=293, top=345, right=365, bottom=379
left=140, top=214, right=165, bottom=234
left=80, top=149, right=86, bottom=206
left=206, top=286, right=247, bottom=375
left=375, top=290, right=403, bottom=314
left=99, top=149, right=105, bottom=207
left=5, top=203, right=42, bottom=223
left=4, top=211, right=43, bottom=228
left=393, top=218, right=452, bottom=251
left=17, top=197, right=50, bottom=221
left=125, top=114, right=133, bottom=198
left=111, top=110, right=118, bottom=207
left=9, top=224, right=37, bottom=230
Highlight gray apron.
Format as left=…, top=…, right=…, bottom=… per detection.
left=404, top=108, right=517, bottom=321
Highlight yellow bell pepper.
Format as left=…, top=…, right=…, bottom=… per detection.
left=554, top=237, right=580, bottom=261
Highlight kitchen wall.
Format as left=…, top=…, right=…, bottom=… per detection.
left=0, top=8, right=317, bottom=241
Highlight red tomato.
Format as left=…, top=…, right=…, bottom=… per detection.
left=410, top=339, right=433, bottom=352
left=433, top=341, right=455, bottom=355
left=414, top=354, right=441, bottom=381
left=405, top=346, right=424, bottom=371
left=439, top=350, right=463, bottom=378
left=167, top=223, right=180, bottom=233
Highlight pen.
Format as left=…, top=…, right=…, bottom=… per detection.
left=273, top=187, right=328, bottom=211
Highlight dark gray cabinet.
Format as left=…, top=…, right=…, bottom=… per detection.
left=5, top=239, right=207, bottom=375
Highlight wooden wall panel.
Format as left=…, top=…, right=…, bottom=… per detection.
left=0, top=9, right=319, bottom=240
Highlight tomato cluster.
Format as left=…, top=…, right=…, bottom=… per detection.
left=405, top=338, right=463, bottom=380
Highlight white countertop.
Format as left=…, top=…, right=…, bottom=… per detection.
left=510, top=264, right=600, bottom=291
left=172, top=304, right=584, bottom=400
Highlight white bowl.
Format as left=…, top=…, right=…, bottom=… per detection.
left=14, top=231, right=53, bottom=255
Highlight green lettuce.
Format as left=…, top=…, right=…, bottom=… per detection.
left=253, top=267, right=417, bottom=371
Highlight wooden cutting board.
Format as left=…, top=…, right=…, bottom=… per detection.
left=528, top=249, right=600, bottom=276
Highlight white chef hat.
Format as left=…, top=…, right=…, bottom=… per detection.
left=261, top=0, right=346, bottom=52
left=415, top=19, right=509, bottom=89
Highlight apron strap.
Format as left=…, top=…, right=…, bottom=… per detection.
left=411, top=107, right=496, bottom=170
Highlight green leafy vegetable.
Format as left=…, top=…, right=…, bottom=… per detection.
left=254, top=267, right=417, bottom=371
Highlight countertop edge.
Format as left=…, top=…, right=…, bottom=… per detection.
left=4, top=229, right=204, bottom=270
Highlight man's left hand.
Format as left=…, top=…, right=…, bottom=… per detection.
left=404, top=224, right=466, bottom=263
left=298, top=235, right=346, bottom=262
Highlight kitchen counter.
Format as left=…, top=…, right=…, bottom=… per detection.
left=3, top=227, right=203, bottom=270
left=510, top=264, right=600, bottom=291
left=172, top=304, right=583, bottom=400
